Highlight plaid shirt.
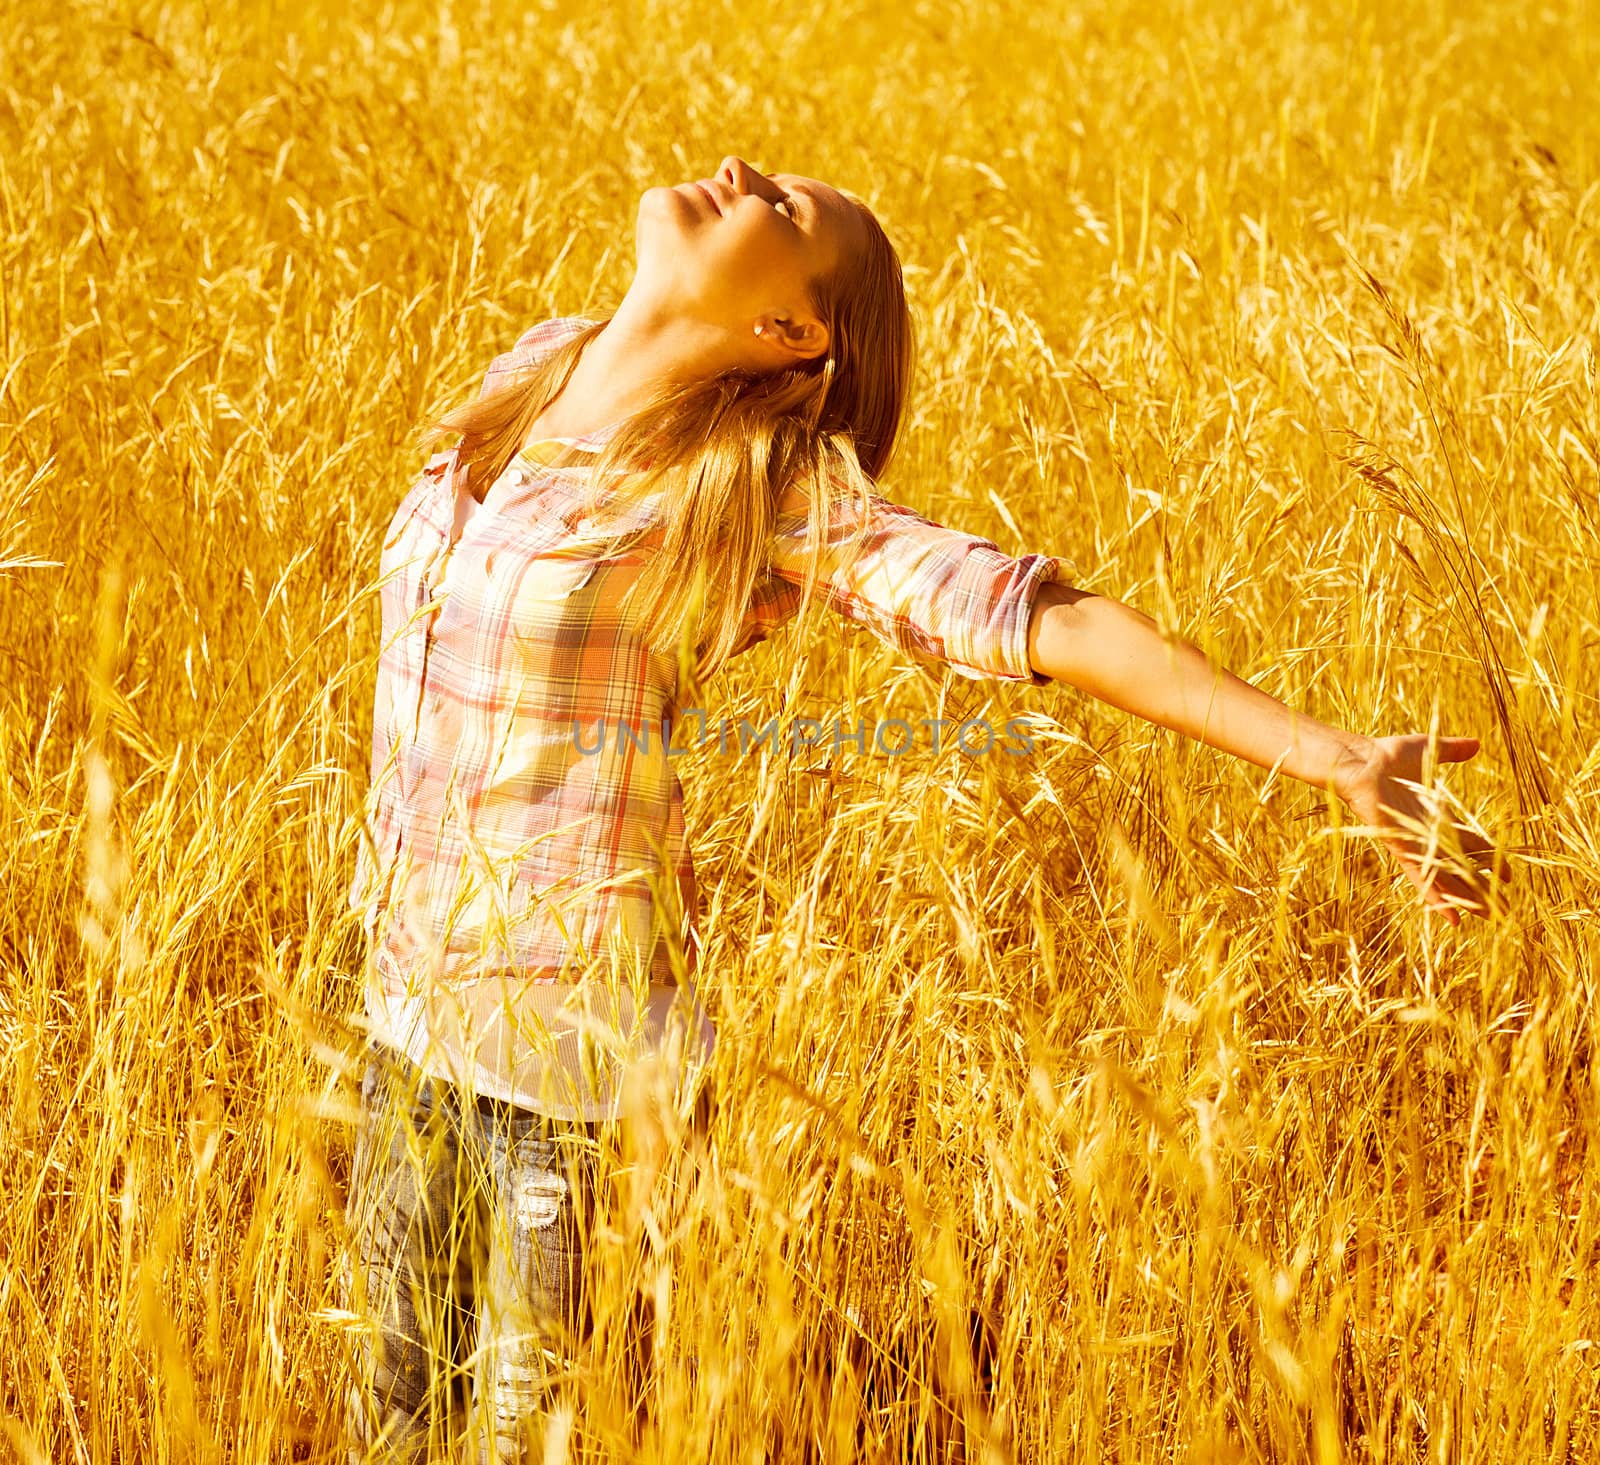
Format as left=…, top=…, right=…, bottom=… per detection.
left=350, top=315, right=1064, bottom=1111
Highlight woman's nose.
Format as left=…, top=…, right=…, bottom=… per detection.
left=716, top=155, right=773, bottom=198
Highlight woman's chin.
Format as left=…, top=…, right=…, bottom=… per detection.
left=642, top=182, right=694, bottom=212
left=638, top=192, right=708, bottom=253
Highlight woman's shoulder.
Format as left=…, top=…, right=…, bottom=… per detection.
left=513, top=314, right=603, bottom=356
left=479, top=315, right=603, bottom=396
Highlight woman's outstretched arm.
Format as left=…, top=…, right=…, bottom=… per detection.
left=1025, top=582, right=1509, bottom=925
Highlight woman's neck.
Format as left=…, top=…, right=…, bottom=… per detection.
left=558, top=293, right=742, bottom=433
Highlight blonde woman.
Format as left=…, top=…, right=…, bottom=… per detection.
left=342, top=155, right=1506, bottom=1461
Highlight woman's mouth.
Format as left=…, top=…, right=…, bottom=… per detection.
left=691, top=181, right=721, bottom=215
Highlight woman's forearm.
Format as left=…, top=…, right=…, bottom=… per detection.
left=1026, top=583, right=1374, bottom=792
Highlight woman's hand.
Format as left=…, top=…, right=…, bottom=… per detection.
left=1022, top=589, right=1514, bottom=925
left=1332, top=733, right=1510, bottom=926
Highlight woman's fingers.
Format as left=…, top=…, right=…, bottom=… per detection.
left=1436, top=874, right=1489, bottom=916
left=1388, top=825, right=1493, bottom=921
left=1341, top=732, right=1508, bottom=923
left=1378, top=783, right=1510, bottom=906
left=1436, top=735, right=1481, bottom=764
left=1448, top=824, right=1509, bottom=886
left=1411, top=870, right=1476, bottom=923
left=1409, top=863, right=1484, bottom=915
left=1459, top=830, right=1514, bottom=884
left=1401, top=855, right=1466, bottom=924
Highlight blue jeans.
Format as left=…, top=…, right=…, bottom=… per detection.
left=340, top=1041, right=610, bottom=1463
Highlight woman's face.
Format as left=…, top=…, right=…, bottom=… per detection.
left=636, top=155, right=864, bottom=363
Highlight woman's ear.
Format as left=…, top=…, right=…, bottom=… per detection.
left=757, top=314, right=829, bottom=364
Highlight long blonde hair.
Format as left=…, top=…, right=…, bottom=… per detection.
left=428, top=191, right=916, bottom=692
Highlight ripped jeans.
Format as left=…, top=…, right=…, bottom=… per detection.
left=340, top=1041, right=608, bottom=1463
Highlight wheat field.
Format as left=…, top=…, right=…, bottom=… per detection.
left=2, top=0, right=1597, bottom=1459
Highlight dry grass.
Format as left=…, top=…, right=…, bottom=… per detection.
left=2, top=0, right=1597, bottom=1459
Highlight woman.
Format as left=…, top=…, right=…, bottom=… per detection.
left=341, top=156, right=1507, bottom=1461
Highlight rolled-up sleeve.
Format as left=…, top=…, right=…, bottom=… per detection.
left=765, top=477, right=1068, bottom=685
